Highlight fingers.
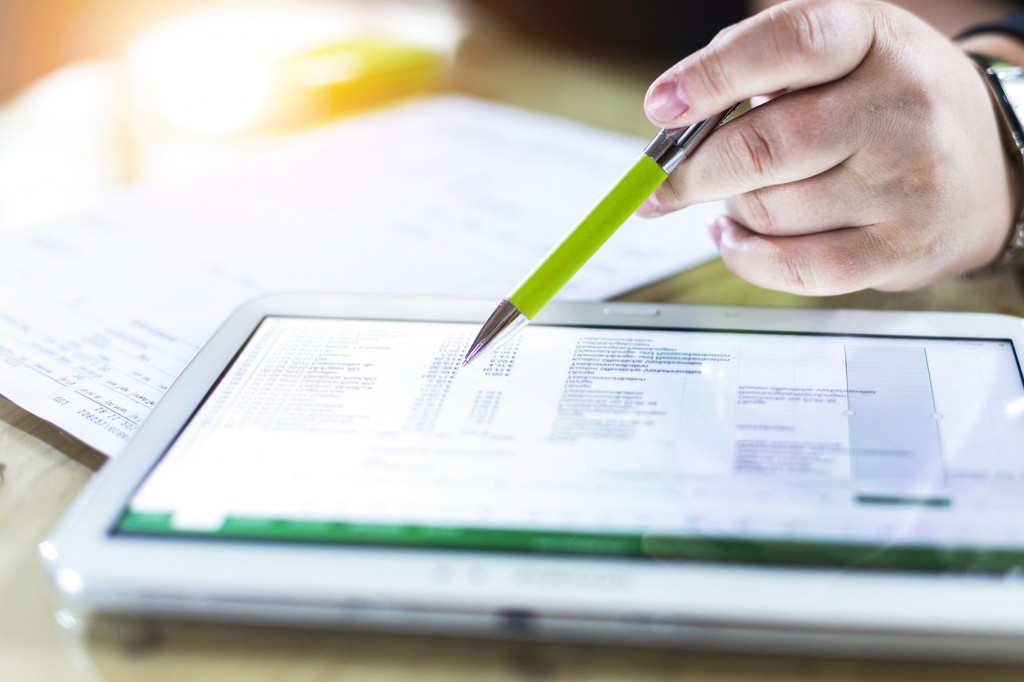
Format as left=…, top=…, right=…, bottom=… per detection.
left=721, top=163, right=880, bottom=237
left=637, top=0, right=1013, bottom=291
left=709, top=215, right=928, bottom=295
left=645, top=0, right=878, bottom=128
left=641, top=83, right=861, bottom=213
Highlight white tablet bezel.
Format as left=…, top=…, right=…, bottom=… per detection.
left=41, top=295, right=1024, bottom=659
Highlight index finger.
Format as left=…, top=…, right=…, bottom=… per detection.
left=645, top=0, right=877, bottom=128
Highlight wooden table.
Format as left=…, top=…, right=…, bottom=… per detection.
left=3, top=17, right=1024, bottom=681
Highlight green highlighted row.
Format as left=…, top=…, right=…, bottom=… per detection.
left=117, top=510, right=1024, bottom=572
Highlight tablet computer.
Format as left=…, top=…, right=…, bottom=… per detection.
left=42, top=295, right=1024, bottom=660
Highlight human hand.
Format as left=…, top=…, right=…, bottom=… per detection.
left=639, top=0, right=1018, bottom=294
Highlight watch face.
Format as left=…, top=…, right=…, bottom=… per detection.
left=993, top=66, right=1024, bottom=151
left=997, top=69, right=1024, bottom=123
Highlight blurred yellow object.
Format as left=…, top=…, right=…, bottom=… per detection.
left=280, top=35, right=448, bottom=128
left=126, top=0, right=460, bottom=143
left=130, top=33, right=448, bottom=139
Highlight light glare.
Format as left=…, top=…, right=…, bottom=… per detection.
left=1006, top=396, right=1024, bottom=418
left=56, top=569, right=85, bottom=595
left=126, top=1, right=464, bottom=138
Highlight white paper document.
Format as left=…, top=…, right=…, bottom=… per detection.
left=0, top=96, right=721, bottom=456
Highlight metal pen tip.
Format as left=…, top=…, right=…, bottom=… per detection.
left=462, top=299, right=529, bottom=367
left=461, top=345, right=483, bottom=367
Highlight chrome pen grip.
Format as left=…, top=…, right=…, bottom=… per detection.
left=643, top=102, right=742, bottom=173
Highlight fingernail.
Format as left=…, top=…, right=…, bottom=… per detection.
left=647, top=81, right=689, bottom=124
left=708, top=216, right=723, bottom=248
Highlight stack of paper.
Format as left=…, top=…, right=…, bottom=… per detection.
left=0, top=96, right=721, bottom=456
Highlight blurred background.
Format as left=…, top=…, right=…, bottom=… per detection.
left=2, top=0, right=1015, bottom=234
left=0, top=0, right=741, bottom=229
left=0, top=0, right=466, bottom=226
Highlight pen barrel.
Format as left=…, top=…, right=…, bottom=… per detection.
left=508, top=155, right=667, bottom=319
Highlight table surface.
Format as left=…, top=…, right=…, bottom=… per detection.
left=3, top=17, right=1024, bottom=681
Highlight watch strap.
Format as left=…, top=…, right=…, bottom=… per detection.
left=962, top=53, right=1024, bottom=277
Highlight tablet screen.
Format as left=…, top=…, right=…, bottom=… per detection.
left=117, top=316, right=1024, bottom=570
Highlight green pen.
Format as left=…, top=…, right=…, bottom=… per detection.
left=462, top=103, right=741, bottom=366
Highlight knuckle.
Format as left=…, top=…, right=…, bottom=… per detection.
left=773, top=245, right=861, bottom=296
left=732, top=190, right=778, bottom=235
left=776, top=250, right=817, bottom=295
left=772, top=3, right=831, bottom=67
left=722, top=123, right=777, bottom=183
left=690, top=45, right=738, bottom=104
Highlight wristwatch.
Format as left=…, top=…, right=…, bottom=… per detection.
left=965, top=53, right=1024, bottom=276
